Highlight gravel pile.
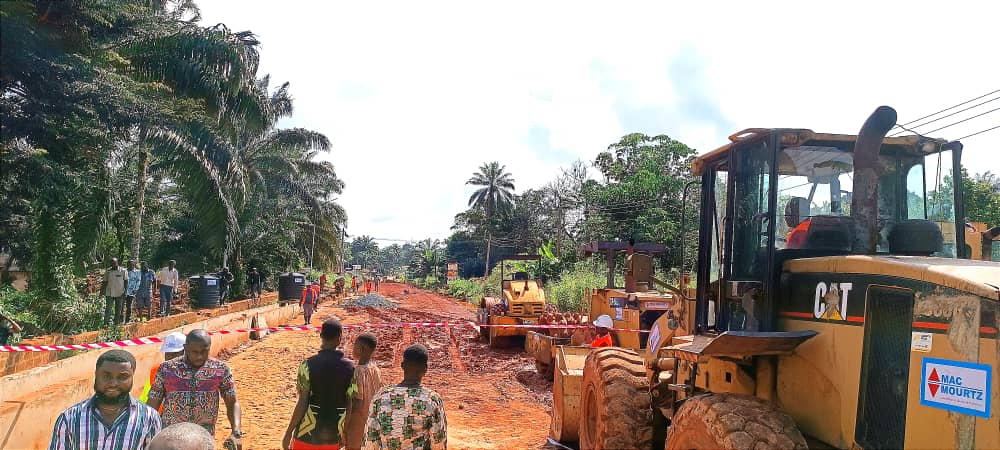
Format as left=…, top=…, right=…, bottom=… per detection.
left=342, top=293, right=397, bottom=309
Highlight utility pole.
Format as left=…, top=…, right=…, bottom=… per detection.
left=309, top=222, right=316, bottom=269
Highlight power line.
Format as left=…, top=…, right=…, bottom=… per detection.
left=889, top=96, right=1000, bottom=136
left=895, top=89, right=1000, bottom=129
left=922, top=107, right=1000, bottom=135
left=956, top=125, right=1000, bottom=141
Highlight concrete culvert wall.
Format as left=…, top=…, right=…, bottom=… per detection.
left=0, top=303, right=300, bottom=449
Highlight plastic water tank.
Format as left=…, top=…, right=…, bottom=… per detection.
left=189, top=275, right=221, bottom=309
left=278, top=272, right=306, bottom=304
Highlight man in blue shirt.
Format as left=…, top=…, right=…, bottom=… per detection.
left=135, top=262, right=156, bottom=322
left=124, top=260, right=140, bottom=324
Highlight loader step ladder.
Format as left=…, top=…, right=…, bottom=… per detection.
left=660, top=330, right=818, bottom=362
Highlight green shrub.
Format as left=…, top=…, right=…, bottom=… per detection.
left=483, top=265, right=503, bottom=297
left=545, top=261, right=605, bottom=312
left=0, top=286, right=104, bottom=338
left=0, top=286, right=41, bottom=339
left=446, top=278, right=484, bottom=302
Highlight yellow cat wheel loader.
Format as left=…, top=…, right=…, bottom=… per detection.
left=552, top=106, right=1000, bottom=449
left=548, top=241, right=687, bottom=442
left=965, top=222, right=1000, bottom=262
left=528, top=241, right=674, bottom=381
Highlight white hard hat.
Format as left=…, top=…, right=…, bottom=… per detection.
left=593, top=314, right=614, bottom=329
left=161, top=332, right=186, bottom=353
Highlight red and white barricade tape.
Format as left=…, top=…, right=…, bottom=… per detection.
left=0, top=321, right=647, bottom=353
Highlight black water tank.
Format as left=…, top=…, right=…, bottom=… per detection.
left=278, top=272, right=306, bottom=304
left=189, top=275, right=221, bottom=309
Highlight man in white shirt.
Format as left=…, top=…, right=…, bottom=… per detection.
left=157, top=260, right=180, bottom=317
left=102, top=258, right=128, bottom=325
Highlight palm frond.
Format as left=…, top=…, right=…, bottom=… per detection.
left=146, top=128, right=239, bottom=256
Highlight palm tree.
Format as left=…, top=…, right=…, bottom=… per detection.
left=466, top=162, right=515, bottom=276
left=120, top=21, right=268, bottom=261
left=351, top=236, right=379, bottom=269
left=227, top=77, right=343, bottom=277
left=410, top=239, right=444, bottom=279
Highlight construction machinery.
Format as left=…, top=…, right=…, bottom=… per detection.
left=549, top=241, right=687, bottom=442
left=528, top=241, right=675, bottom=381
left=477, top=255, right=547, bottom=348
left=550, top=106, right=1000, bottom=449
left=965, top=221, right=1000, bottom=261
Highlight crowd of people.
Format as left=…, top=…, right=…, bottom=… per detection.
left=49, top=319, right=447, bottom=450
left=98, top=256, right=377, bottom=328
left=100, top=258, right=182, bottom=325
left=44, top=267, right=617, bottom=449
left=99, top=259, right=271, bottom=326
left=348, top=275, right=381, bottom=296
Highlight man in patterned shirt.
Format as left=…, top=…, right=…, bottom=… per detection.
left=364, top=344, right=447, bottom=450
left=49, top=350, right=161, bottom=450
left=147, top=329, right=244, bottom=449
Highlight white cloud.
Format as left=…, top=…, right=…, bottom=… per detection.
left=198, top=0, right=1000, bottom=243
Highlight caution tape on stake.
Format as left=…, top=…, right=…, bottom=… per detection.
left=0, top=321, right=648, bottom=353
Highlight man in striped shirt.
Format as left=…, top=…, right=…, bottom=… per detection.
left=49, top=349, right=162, bottom=450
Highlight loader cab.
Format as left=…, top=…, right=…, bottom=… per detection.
left=692, top=128, right=966, bottom=333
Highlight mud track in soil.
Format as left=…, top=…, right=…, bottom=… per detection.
left=214, top=282, right=554, bottom=449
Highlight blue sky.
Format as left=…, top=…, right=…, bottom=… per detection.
left=199, top=1, right=1000, bottom=243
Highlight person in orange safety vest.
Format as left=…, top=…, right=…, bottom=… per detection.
left=591, top=314, right=614, bottom=348
left=786, top=218, right=811, bottom=249
left=139, top=331, right=186, bottom=412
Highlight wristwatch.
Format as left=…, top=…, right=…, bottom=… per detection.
left=232, top=430, right=245, bottom=438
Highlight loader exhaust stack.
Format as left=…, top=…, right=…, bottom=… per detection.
left=850, top=106, right=897, bottom=254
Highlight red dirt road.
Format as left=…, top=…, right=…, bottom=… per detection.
left=214, top=282, right=553, bottom=449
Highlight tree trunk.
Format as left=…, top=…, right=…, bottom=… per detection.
left=484, top=232, right=492, bottom=277
left=230, top=244, right=245, bottom=300
left=131, top=131, right=151, bottom=262
left=555, top=206, right=563, bottom=255
left=484, top=203, right=493, bottom=277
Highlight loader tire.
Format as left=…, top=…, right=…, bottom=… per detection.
left=579, top=348, right=652, bottom=450
left=664, top=393, right=807, bottom=450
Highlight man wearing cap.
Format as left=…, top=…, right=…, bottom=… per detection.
left=590, top=315, right=615, bottom=348
left=140, top=331, right=186, bottom=411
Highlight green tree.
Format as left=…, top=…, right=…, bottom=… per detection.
left=466, top=162, right=516, bottom=276
left=964, top=170, right=1000, bottom=226
left=351, top=236, right=379, bottom=269
left=582, top=133, right=698, bottom=269
left=409, top=239, right=445, bottom=280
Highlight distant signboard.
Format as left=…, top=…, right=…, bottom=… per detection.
left=352, top=265, right=361, bottom=271
left=447, top=262, right=458, bottom=271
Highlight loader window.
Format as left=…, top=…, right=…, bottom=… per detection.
left=905, top=164, right=926, bottom=219
left=775, top=146, right=854, bottom=249
left=730, top=141, right=772, bottom=279
left=925, top=149, right=959, bottom=257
